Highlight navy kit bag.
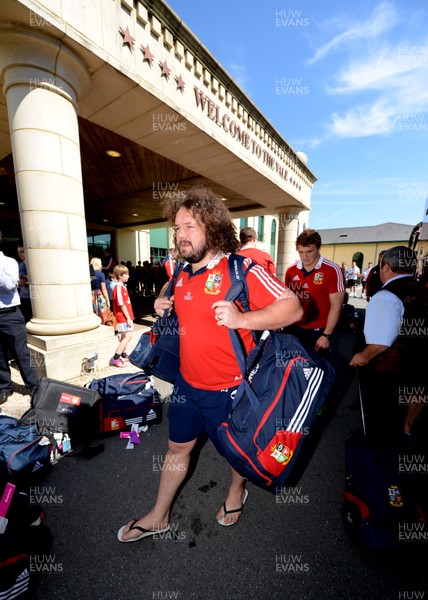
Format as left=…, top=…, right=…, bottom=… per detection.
left=342, top=434, right=426, bottom=549
left=218, top=330, right=335, bottom=492
left=341, top=372, right=426, bottom=549
left=129, top=264, right=183, bottom=384
left=0, top=416, right=51, bottom=483
left=217, top=255, right=335, bottom=492
left=88, top=372, right=162, bottom=433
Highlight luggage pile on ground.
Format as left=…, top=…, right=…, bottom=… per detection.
left=0, top=372, right=163, bottom=596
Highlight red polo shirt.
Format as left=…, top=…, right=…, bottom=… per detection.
left=174, top=254, right=285, bottom=390
left=237, top=246, right=276, bottom=275
left=285, top=256, right=344, bottom=329
left=112, top=283, right=134, bottom=323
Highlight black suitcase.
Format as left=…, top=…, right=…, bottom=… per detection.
left=341, top=373, right=426, bottom=549
left=20, top=377, right=102, bottom=454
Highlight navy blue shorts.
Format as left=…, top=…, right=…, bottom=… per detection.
left=168, top=372, right=239, bottom=455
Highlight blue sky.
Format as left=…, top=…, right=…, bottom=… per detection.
left=166, top=0, right=428, bottom=230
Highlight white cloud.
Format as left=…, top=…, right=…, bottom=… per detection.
left=307, top=1, right=398, bottom=65
left=330, top=98, right=396, bottom=138
left=326, top=44, right=428, bottom=138
left=329, top=47, right=421, bottom=94
left=305, top=1, right=428, bottom=142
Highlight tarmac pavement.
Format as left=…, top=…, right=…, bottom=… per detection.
left=26, top=297, right=427, bottom=600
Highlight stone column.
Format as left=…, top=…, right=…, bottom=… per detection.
left=0, top=27, right=99, bottom=335
left=276, top=210, right=300, bottom=281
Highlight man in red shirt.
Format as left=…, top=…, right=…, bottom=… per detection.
left=237, top=226, right=276, bottom=275
left=284, top=229, right=345, bottom=354
left=118, top=187, right=303, bottom=542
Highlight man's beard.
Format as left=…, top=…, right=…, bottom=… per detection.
left=179, top=241, right=209, bottom=264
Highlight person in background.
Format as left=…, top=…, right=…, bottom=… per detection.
left=126, top=261, right=137, bottom=295
left=142, top=260, right=153, bottom=296
left=110, top=265, right=134, bottom=367
left=350, top=246, right=427, bottom=445
left=106, top=271, right=117, bottom=304
left=347, top=260, right=360, bottom=298
left=237, top=227, right=276, bottom=275
left=285, top=228, right=345, bottom=356
left=365, top=251, right=386, bottom=300
left=0, top=231, right=39, bottom=405
left=361, top=262, right=373, bottom=299
left=102, top=249, right=116, bottom=275
left=17, top=245, right=32, bottom=323
left=136, top=261, right=144, bottom=293
left=90, top=257, right=110, bottom=320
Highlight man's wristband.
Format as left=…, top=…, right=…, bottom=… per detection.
left=321, top=333, right=332, bottom=339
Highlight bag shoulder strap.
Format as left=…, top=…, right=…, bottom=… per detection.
left=164, top=262, right=184, bottom=300
left=225, top=253, right=253, bottom=309
left=225, top=254, right=259, bottom=375
left=159, top=262, right=184, bottom=321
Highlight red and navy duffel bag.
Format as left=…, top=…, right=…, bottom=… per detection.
left=217, top=329, right=335, bottom=493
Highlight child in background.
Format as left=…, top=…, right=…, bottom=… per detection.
left=110, top=265, right=134, bottom=367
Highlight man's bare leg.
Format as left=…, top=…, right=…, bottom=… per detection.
left=216, top=467, right=247, bottom=526
left=120, top=438, right=196, bottom=541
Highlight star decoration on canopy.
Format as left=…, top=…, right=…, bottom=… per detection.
left=175, top=74, right=186, bottom=92
left=140, top=44, right=154, bottom=66
left=159, top=60, right=172, bottom=79
left=119, top=26, right=135, bottom=50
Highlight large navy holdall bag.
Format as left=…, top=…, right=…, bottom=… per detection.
left=341, top=373, right=426, bottom=549
left=88, top=372, right=162, bottom=433
left=0, top=416, right=51, bottom=483
left=342, top=434, right=426, bottom=549
left=217, top=329, right=335, bottom=492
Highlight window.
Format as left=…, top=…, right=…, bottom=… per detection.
left=258, top=216, right=265, bottom=242
left=87, top=230, right=114, bottom=260
left=352, top=252, right=363, bottom=271
left=270, top=220, right=277, bottom=260
left=150, top=247, right=168, bottom=264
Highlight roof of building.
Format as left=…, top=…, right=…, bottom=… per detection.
left=318, top=222, right=416, bottom=245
